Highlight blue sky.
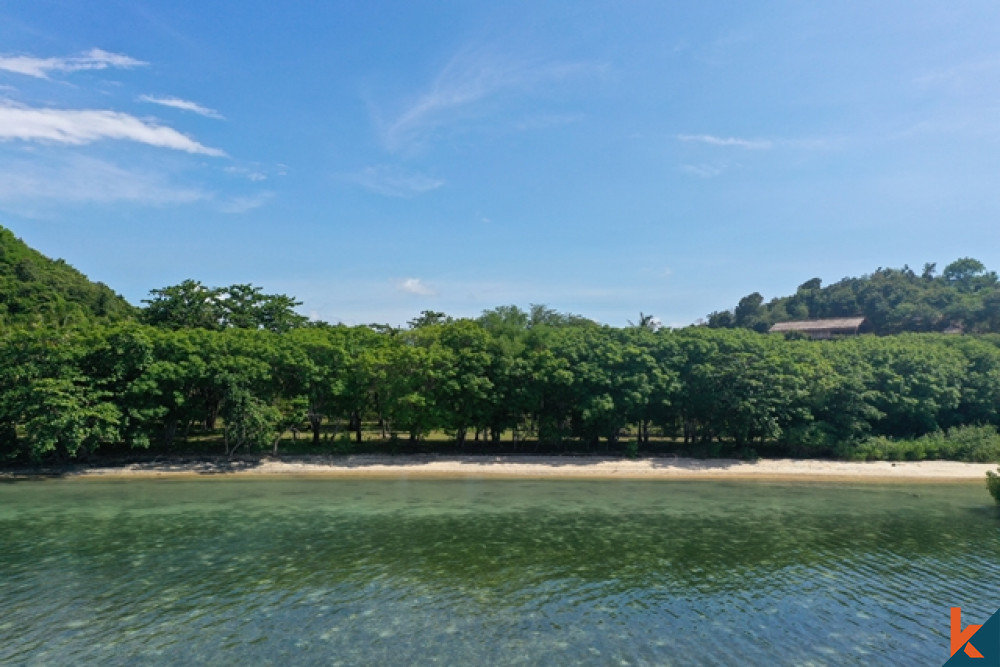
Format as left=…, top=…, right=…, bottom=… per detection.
left=1, top=1, right=999, bottom=327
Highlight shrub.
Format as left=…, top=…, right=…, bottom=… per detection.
left=623, top=440, right=639, bottom=459
left=987, top=469, right=1000, bottom=505
left=847, top=425, right=1000, bottom=463
left=945, top=425, right=1000, bottom=462
left=331, top=432, right=356, bottom=455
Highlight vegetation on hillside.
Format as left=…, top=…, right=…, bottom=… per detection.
left=0, top=226, right=135, bottom=326
left=707, top=258, right=1000, bottom=334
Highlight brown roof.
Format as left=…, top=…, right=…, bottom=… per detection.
left=769, top=317, right=867, bottom=333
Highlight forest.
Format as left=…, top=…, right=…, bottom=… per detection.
left=706, top=258, right=1000, bottom=334
left=1, top=225, right=999, bottom=464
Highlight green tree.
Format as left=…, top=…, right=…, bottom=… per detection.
left=142, top=281, right=307, bottom=332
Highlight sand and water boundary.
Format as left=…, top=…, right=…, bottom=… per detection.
left=2, top=455, right=996, bottom=482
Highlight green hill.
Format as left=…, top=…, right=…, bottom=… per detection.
left=707, top=258, right=1000, bottom=335
left=0, top=225, right=136, bottom=326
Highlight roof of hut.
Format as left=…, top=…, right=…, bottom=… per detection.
left=769, top=317, right=868, bottom=333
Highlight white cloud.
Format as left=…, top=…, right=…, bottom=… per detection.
left=0, top=155, right=208, bottom=206
left=0, top=48, right=146, bottom=79
left=0, top=102, right=225, bottom=156
left=677, top=134, right=772, bottom=150
left=138, top=95, right=224, bottom=119
left=353, top=165, right=444, bottom=198
left=398, top=278, right=435, bottom=296
left=377, top=47, right=602, bottom=151
left=218, top=192, right=273, bottom=214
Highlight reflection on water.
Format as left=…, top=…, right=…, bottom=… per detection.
left=0, top=478, right=997, bottom=665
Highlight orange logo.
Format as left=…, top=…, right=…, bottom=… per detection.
left=951, top=607, right=984, bottom=659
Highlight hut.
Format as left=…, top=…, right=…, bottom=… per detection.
left=768, top=317, right=870, bottom=340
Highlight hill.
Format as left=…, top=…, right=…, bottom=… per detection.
left=0, top=226, right=135, bottom=326
left=706, top=258, right=1000, bottom=335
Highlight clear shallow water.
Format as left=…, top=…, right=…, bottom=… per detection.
left=0, top=478, right=997, bottom=666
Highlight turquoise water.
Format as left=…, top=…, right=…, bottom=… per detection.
left=0, top=478, right=997, bottom=665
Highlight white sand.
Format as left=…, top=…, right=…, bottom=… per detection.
left=15, top=455, right=996, bottom=482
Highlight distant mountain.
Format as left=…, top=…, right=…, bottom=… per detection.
left=0, top=225, right=136, bottom=326
left=706, top=258, right=1000, bottom=335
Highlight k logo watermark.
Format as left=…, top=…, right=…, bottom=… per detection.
left=945, top=607, right=1000, bottom=666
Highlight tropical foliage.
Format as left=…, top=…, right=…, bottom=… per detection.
left=0, top=226, right=134, bottom=326
left=1, top=315, right=1000, bottom=463
left=2, top=226, right=1000, bottom=464
left=708, top=258, right=1000, bottom=334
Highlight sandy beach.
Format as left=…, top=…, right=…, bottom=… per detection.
left=4, top=455, right=996, bottom=482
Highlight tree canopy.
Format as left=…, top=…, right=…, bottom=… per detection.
left=707, top=258, right=1000, bottom=334
left=1, top=228, right=999, bottom=465
left=141, top=280, right=308, bottom=332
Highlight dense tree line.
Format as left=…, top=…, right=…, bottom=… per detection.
left=0, top=226, right=998, bottom=464
left=707, top=258, right=1000, bottom=334
left=2, top=303, right=999, bottom=463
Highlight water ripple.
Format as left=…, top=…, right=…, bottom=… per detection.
left=0, top=479, right=997, bottom=665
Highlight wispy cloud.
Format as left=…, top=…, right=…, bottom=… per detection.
left=513, top=112, right=584, bottom=131
left=398, top=278, right=434, bottom=296
left=0, top=102, right=225, bottom=155
left=0, top=48, right=146, bottom=79
left=218, top=191, right=273, bottom=214
left=915, top=55, right=1000, bottom=93
left=677, top=134, right=773, bottom=150
left=225, top=166, right=267, bottom=182
left=0, top=155, right=208, bottom=206
left=680, top=163, right=727, bottom=178
left=376, top=47, right=602, bottom=152
left=352, top=165, right=444, bottom=198
left=139, top=95, right=224, bottom=119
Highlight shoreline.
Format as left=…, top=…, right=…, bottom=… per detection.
left=2, top=455, right=996, bottom=482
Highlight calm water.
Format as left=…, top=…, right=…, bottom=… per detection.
left=0, top=477, right=997, bottom=666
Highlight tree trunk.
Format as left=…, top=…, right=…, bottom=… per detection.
left=350, top=411, right=362, bottom=443
left=205, top=401, right=219, bottom=431
left=309, top=414, right=322, bottom=446
left=162, top=418, right=178, bottom=448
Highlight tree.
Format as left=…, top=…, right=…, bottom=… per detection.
left=733, top=293, right=766, bottom=331
left=628, top=312, right=660, bottom=331
left=142, top=280, right=223, bottom=330
left=142, top=281, right=307, bottom=332
left=287, top=327, right=349, bottom=445
left=407, top=310, right=450, bottom=329
left=217, top=284, right=308, bottom=332
left=941, top=258, right=990, bottom=291
left=0, top=328, right=122, bottom=461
